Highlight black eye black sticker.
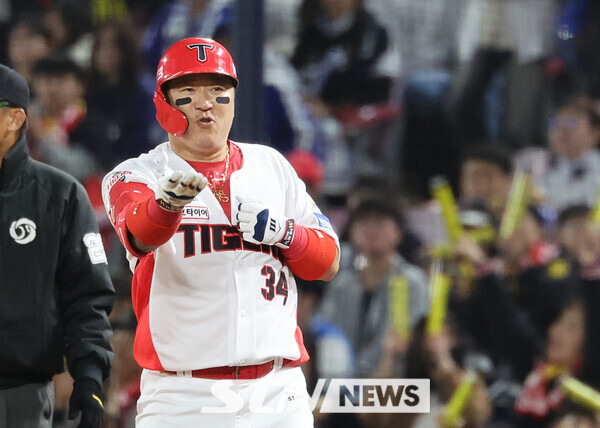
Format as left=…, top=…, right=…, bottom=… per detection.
left=216, top=96, right=230, bottom=104
left=176, top=97, right=192, bottom=106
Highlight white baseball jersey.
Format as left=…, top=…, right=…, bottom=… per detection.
left=102, top=141, right=338, bottom=372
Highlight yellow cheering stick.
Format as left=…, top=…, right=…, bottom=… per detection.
left=389, top=275, right=410, bottom=341
left=591, top=184, right=600, bottom=225
left=426, top=258, right=451, bottom=336
left=560, top=376, right=600, bottom=413
left=439, top=370, right=478, bottom=428
left=499, top=170, right=529, bottom=240
left=430, top=176, right=464, bottom=243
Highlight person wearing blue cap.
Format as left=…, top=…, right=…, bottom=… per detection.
left=0, top=63, right=115, bottom=428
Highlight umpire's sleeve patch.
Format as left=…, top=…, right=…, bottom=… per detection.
left=83, top=233, right=109, bottom=265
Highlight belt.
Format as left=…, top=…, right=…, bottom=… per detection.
left=166, top=358, right=294, bottom=380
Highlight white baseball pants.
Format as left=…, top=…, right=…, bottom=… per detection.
left=136, top=365, right=314, bottom=427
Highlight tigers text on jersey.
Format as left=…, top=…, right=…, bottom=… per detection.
left=102, top=141, right=339, bottom=372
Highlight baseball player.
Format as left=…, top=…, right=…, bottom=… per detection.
left=101, top=37, right=340, bottom=427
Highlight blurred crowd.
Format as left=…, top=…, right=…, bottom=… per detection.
left=2, top=0, right=600, bottom=426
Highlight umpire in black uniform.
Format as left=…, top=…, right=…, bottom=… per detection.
left=0, top=64, right=115, bottom=427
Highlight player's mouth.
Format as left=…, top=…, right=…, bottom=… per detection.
left=197, top=117, right=214, bottom=128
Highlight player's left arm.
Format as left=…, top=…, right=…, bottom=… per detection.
left=236, top=154, right=339, bottom=281
left=236, top=199, right=339, bottom=281
left=282, top=222, right=339, bottom=281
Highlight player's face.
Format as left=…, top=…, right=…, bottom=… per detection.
left=166, top=73, right=235, bottom=160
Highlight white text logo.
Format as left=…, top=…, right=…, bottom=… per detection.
left=200, top=378, right=430, bottom=414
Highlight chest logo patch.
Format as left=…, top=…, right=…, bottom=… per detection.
left=182, top=205, right=210, bottom=220
left=9, top=218, right=37, bottom=245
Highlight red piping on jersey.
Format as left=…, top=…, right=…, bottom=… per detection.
left=293, top=326, right=310, bottom=365
left=131, top=253, right=165, bottom=370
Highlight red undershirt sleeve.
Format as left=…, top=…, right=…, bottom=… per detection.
left=126, top=198, right=182, bottom=247
left=108, top=181, right=181, bottom=254
left=281, top=225, right=338, bottom=281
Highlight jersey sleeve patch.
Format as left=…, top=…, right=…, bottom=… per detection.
left=105, top=170, right=133, bottom=193
left=314, top=213, right=333, bottom=231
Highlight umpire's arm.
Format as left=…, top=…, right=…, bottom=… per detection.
left=57, top=180, right=115, bottom=387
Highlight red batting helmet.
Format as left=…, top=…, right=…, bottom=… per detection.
left=153, top=37, right=238, bottom=136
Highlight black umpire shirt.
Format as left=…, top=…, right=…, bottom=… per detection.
left=0, top=135, right=115, bottom=389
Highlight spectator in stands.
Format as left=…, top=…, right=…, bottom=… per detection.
left=141, top=0, right=233, bottom=71
left=291, top=0, right=397, bottom=114
left=370, top=0, right=464, bottom=198
left=318, top=197, right=429, bottom=378
left=43, top=0, right=94, bottom=68
left=446, top=0, right=559, bottom=149
left=444, top=227, right=540, bottom=425
left=446, top=203, right=582, bottom=424
left=28, top=54, right=117, bottom=182
left=555, top=204, right=592, bottom=266
left=290, top=0, right=402, bottom=192
left=514, top=297, right=586, bottom=427
left=556, top=203, right=600, bottom=390
left=394, top=318, right=492, bottom=428
left=264, top=0, right=303, bottom=58
left=534, top=95, right=600, bottom=213
left=317, top=198, right=428, bottom=428
left=499, top=206, right=578, bottom=345
left=7, top=13, right=50, bottom=83
left=263, top=42, right=326, bottom=158
left=449, top=227, right=540, bottom=377
left=459, top=143, right=514, bottom=221
left=87, top=19, right=162, bottom=165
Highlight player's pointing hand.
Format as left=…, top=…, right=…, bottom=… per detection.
left=156, top=169, right=208, bottom=211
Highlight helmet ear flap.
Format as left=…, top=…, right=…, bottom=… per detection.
left=153, top=89, right=189, bottom=137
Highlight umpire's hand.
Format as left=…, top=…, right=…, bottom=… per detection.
left=68, top=378, right=105, bottom=428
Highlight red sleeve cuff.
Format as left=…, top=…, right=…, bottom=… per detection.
left=285, top=229, right=337, bottom=281
left=126, top=197, right=182, bottom=247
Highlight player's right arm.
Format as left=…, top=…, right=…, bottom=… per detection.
left=102, top=161, right=206, bottom=256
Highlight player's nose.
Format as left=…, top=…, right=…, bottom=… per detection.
left=191, top=92, right=213, bottom=110
left=194, top=96, right=213, bottom=110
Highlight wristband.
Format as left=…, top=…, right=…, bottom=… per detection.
left=279, top=219, right=296, bottom=248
